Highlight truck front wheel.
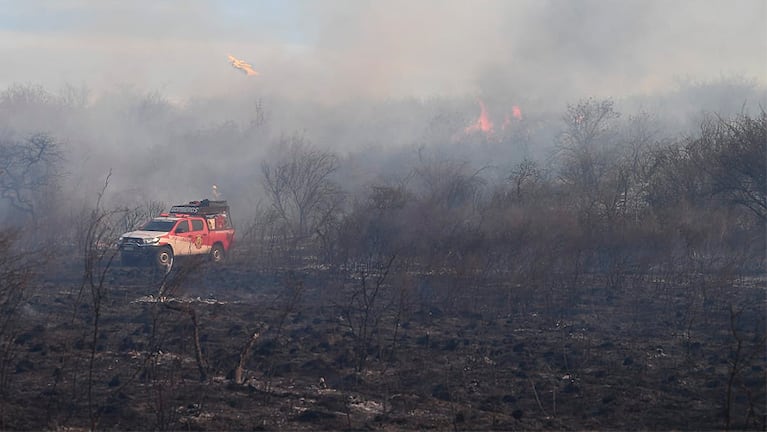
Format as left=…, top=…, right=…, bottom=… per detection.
left=156, top=247, right=174, bottom=272
left=210, top=244, right=225, bottom=263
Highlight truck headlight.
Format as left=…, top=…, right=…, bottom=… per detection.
left=144, top=237, right=160, bottom=245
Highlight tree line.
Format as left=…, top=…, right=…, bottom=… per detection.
left=247, top=100, right=764, bottom=284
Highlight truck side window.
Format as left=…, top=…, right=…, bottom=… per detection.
left=215, top=215, right=227, bottom=229
left=175, top=220, right=189, bottom=233
left=191, top=219, right=204, bottom=231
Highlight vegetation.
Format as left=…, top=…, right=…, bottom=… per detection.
left=0, top=82, right=764, bottom=430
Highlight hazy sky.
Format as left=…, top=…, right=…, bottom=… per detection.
left=1, top=0, right=765, bottom=103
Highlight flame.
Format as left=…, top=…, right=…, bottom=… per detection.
left=465, top=100, right=494, bottom=134
left=501, top=106, right=523, bottom=130
left=512, top=105, right=522, bottom=120
left=227, top=54, right=259, bottom=76
left=464, top=100, right=523, bottom=137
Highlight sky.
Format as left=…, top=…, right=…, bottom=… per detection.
left=0, top=0, right=765, bottom=103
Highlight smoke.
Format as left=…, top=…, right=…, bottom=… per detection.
left=1, top=0, right=764, bottom=103
left=0, top=0, right=765, bottom=221
left=305, top=0, right=766, bottom=103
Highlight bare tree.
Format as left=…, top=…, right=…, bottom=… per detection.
left=117, top=200, right=167, bottom=233
left=73, top=172, right=125, bottom=430
left=414, top=158, right=487, bottom=211
left=560, top=98, right=621, bottom=154
left=610, top=111, right=663, bottom=220
left=0, top=83, right=56, bottom=110
left=57, top=83, right=90, bottom=110
left=261, top=135, right=342, bottom=243
left=338, top=183, right=414, bottom=266
left=410, top=158, right=488, bottom=269
left=556, top=97, right=621, bottom=215
left=508, top=158, right=543, bottom=202
left=0, top=133, right=63, bottom=219
left=692, top=111, right=767, bottom=221
left=339, top=255, right=397, bottom=374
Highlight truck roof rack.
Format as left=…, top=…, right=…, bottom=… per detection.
left=169, top=199, right=229, bottom=216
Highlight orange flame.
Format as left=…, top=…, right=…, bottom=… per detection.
left=227, top=54, right=259, bottom=76
left=512, top=105, right=522, bottom=120
left=501, top=106, right=523, bottom=130
left=465, top=100, right=494, bottom=134
left=464, top=100, right=523, bottom=138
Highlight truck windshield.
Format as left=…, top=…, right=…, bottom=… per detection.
left=141, top=220, right=176, bottom=232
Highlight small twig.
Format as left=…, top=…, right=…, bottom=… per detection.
left=234, top=329, right=264, bottom=385
left=529, top=379, right=549, bottom=418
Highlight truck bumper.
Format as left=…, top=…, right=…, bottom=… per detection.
left=119, top=245, right=161, bottom=265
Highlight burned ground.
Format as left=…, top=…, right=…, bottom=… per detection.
left=0, top=253, right=764, bottom=431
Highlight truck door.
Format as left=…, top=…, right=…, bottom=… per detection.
left=189, top=218, right=211, bottom=255
left=171, top=220, right=193, bottom=256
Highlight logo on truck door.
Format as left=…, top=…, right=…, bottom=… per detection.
left=194, top=235, right=203, bottom=249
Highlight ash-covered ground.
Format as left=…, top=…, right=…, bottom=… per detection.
left=2, top=253, right=764, bottom=431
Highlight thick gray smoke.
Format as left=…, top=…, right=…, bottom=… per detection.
left=1, top=0, right=764, bottom=102
left=0, top=0, right=765, bottom=220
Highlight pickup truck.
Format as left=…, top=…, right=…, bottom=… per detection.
left=117, top=200, right=235, bottom=270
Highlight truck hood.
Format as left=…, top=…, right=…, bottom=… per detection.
left=121, top=230, right=169, bottom=239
